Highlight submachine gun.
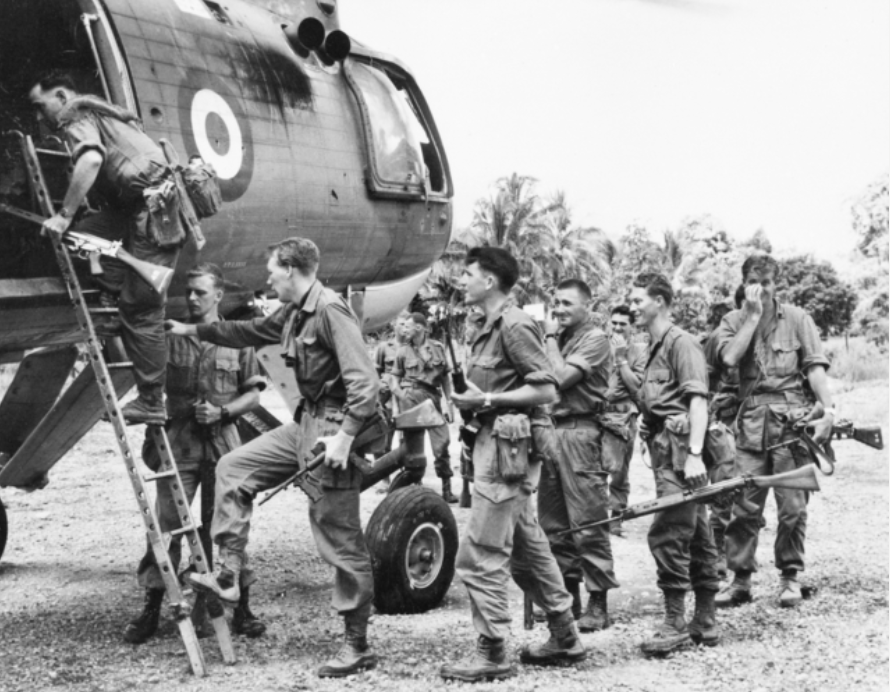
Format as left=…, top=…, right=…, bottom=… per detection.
left=443, top=306, right=480, bottom=508
left=0, top=203, right=173, bottom=295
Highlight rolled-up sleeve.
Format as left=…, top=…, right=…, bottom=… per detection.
left=796, top=312, right=830, bottom=373
left=503, top=321, right=558, bottom=387
left=566, top=331, right=610, bottom=376
left=65, top=115, right=106, bottom=163
left=714, top=311, right=741, bottom=362
left=197, top=305, right=288, bottom=349
left=672, top=333, right=709, bottom=399
left=321, top=303, right=379, bottom=436
left=237, top=347, right=266, bottom=393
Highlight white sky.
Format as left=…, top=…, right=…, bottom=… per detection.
left=345, top=0, right=889, bottom=260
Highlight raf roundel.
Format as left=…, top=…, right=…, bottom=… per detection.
left=178, top=72, right=254, bottom=203
left=190, top=89, right=243, bottom=180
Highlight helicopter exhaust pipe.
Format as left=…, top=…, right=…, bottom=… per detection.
left=324, top=30, right=351, bottom=62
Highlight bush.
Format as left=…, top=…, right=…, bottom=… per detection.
left=824, top=336, right=889, bottom=383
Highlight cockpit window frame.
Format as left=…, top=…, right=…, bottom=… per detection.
left=343, top=55, right=452, bottom=203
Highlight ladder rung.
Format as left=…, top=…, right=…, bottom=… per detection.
left=89, top=307, right=119, bottom=315
left=169, top=525, right=197, bottom=537
left=106, top=362, right=133, bottom=370
left=35, top=148, right=71, bottom=158
left=143, top=469, right=177, bottom=482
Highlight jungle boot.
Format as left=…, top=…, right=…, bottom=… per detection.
left=715, top=571, right=753, bottom=608
left=232, top=586, right=266, bottom=638
left=188, top=551, right=241, bottom=604
left=317, top=603, right=378, bottom=678
left=441, top=477, right=458, bottom=504
left=121, top=385, right=167, bottom=426
left=519, top=609, right=587, bottom=666
left=640, top=589, right=691, bottom=656
left=778, top=571, right=802, bottom=608
left=688, top=589, right=722, bottom=646
left=439, top=635, right=515, bottom=682
left=122, top=588, right=164, bottom=644
left=577, top=590, right=610, bottom=632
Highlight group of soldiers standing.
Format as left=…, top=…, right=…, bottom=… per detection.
left=29, top=69, right=837, bottom=682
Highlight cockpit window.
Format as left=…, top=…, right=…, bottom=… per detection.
left=349, top=62, right=425, bottom=188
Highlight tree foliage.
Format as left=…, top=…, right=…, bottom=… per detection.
left=776, top=255, right=858, bottom=337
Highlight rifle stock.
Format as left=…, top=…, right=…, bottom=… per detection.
left=114, top=246, right=174, bottom=295
left=751, top=463, right=820, bottom=492
left=444, top=308, right=476, bottom=508
left=833, top=421, right=884, bottom=450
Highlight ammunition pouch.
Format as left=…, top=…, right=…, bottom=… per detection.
left=492, top=412, right=532, bottom=484
left=143, top=177, right=185, bottom=248
left=182, top=161, right=223, bottom=219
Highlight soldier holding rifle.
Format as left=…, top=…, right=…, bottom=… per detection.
left=124, top=263, right=265, bottom=644
left=540, top=279, right=619, bottom=632
left=29, top=71, right=182, bottom=425
left=166, top=238, right=380, bottom=678
left=715, top=253, right=835, bottom=609
left=629, top=272, right=721, bottom=655
left=441, top=247, right=585, bottom=683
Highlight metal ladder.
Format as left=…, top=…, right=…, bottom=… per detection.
left=15, top=132, right=235, bottom=676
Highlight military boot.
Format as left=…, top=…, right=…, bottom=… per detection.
left=317, top=603, right=378, bottom=678
left=577, top=590, right=610, bottom=632
left=519, top=609, right=587, bottom=666
left=122, top=588, right=164, bottom=644
left=715, top=571, right=753, bottom=608
left=688, top=589, right=721, bottom=646
left=233, top=586, right=267, bottom=638
left=188, top=556, right=241, bottom=604
left=778, top=571, right=802, bottom=608
left=441, top=477, right=458, bottom=504
left=439, top=635, right=514, bottom=682
left=640, top=589, right=690, bottom=656
left=121, top=386, right=167, bottom=426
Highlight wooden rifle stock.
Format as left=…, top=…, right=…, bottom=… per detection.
left=444, top=310, right=475, bottom=508
left=555, top=465, right=820, bottom=537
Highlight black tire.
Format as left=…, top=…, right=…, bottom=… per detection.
left=387, top=467, right=423, bottom=493
left=366, top=485, right=458, bottom=614
left=0, top=495, right=7, bottom=563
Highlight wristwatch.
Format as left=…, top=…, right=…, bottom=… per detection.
left=689, top=446, right=703, bottom=457
left=544, top=333, right=558, bottom=340
left=483, top=392, right=493, bottom=408
left=58, top=206, right=73, bottom=219
left=822, top=405, right=838, bottom=418
left=220, top=405, right=232, bottom=425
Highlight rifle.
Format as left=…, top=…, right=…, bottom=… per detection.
left=555, top=464, right=821, bottom=537
left=767, top=418, right=884, bottom=476
left=0, top=203, right=173, bottom=295
left=444, top=305, right=479, bottom=508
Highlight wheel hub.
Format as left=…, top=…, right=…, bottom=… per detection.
left=405, top=521, right=445, bottom=589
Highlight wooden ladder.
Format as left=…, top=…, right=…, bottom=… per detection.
left=15, top=132, right=234, bottom=676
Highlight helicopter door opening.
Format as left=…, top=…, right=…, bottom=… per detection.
left=344, top=59, right=450, bottom=201
left=0, top=0, right=128, bottom=283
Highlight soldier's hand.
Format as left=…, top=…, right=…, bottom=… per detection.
left=164, top=319, right=194, bottom=337
left=809, top=413, right=835, bottom=445
left=743, top=284, right=764, bottom=318
left=319, top=430, right=355, bottom=470
left=444, top=402, right=455, bottom=424
left=195, top=400, right=221, bottom=425
left=41, top=213, right=71, bottom=238
left=452, top=380, right=486, bottom=410
left=611, top=333, right=628, bottom=359
left=684, top=452, right=708, bottom=489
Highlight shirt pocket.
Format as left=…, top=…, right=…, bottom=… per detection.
left=295, top=335, right=318, bottom=383
left=642, top=368, right=671, bottom=407
left=213, top=352, right=240, bottom=396
left=167, top=349, right=195, bottom=396
left=770, top=339, right=800, bottom=377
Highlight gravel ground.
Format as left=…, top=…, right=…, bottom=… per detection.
left=0, top=380, right=887, bottom=692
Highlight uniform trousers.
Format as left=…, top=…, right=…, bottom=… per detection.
left=210, top=411, right=374, bottom=614
left=538, top=422, right=619, bottom=592
left=604, top=415, right=638, bottom=512
left=724, top=443, right=807, bottom=574
left=78, top=207, right=179, bottom=395
left=646, top=431, right=720, bottom=593
left=456, top=425, right=572, bottom=640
